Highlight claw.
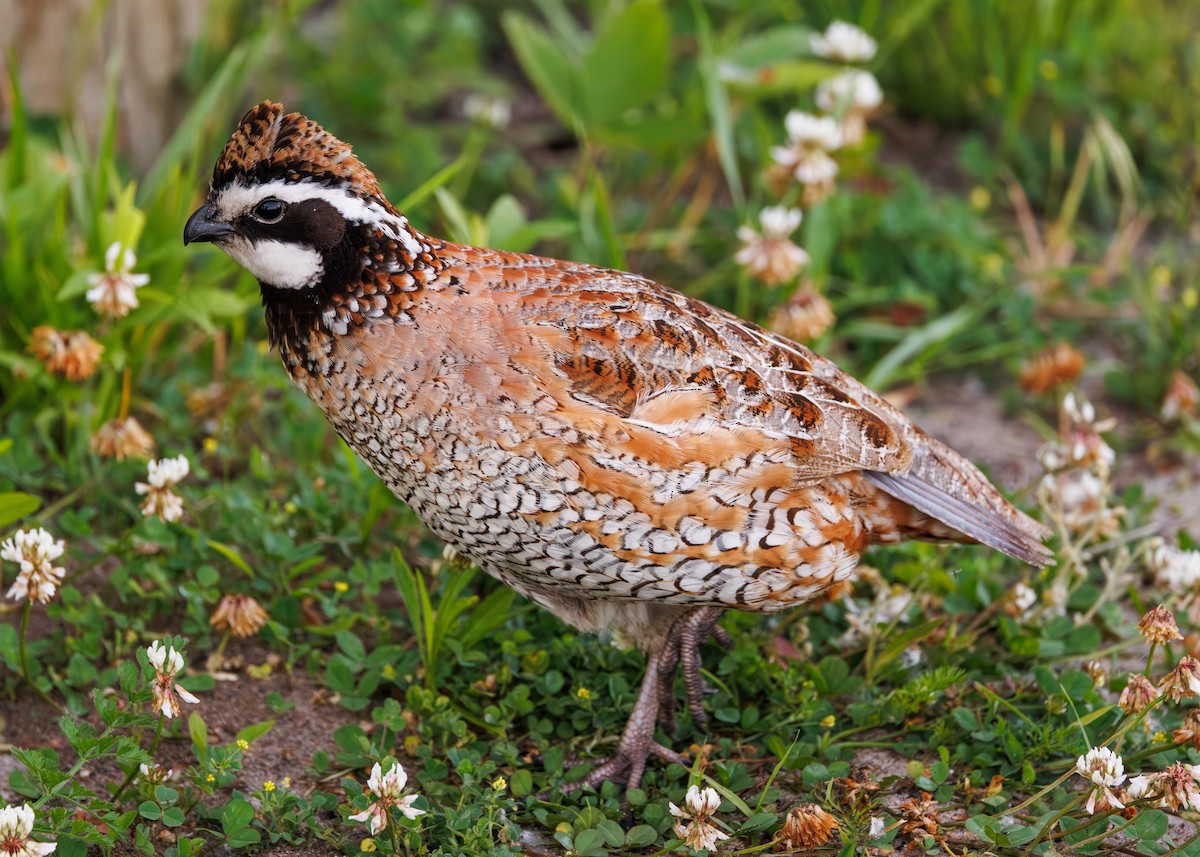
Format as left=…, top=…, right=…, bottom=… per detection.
left=564, top=654, right=684, bottom=792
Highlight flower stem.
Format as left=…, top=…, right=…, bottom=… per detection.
left=114, top=716, right=166, bottom=804
left=19, top=600, right=64, bottom=714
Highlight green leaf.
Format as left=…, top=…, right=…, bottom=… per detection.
left=582, top=0, right=669, bottom=125
left=154, top=785, right=180, bottom=804
left=572, top=828, right=607, bottom=855
left=1133, top=809, right=1168, bottom=841
left=692, top=0, right=742, bottom=205
left=741, top=812, right=777, bottom=832
left=234, top=720, right=274, bottom=746
left=188, top=713, right=208, bottom=760
left=205, top=540, right=255, bottom=577
left=0, top=491, right=39, bottom=527
left=596, top=819, right=626, bottom=847
left=138, top=801, right=162, bottom=821
left=624, top=824, right=657, bottom=847
left=502, top=12, right=579, bottom=127
left=222, top=798, right=254, bottom=833
left=509, top=769, right=533, bottom=797
left=161, top=806, right=185, bottom=828
left=951, top=707, right=978, bottom=731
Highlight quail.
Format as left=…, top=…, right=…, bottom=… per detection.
left=185, top=102, right=1052, bottom=790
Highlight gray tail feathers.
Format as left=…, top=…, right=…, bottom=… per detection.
left=865, top=444, right=1054, bottom=568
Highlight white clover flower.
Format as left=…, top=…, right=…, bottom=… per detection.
left=0, top=802, right=57, bottom=856
left=462, top=94, right=512, bottom=129
left=135, top=455, right=190, bottom=523
left=349, top=761, right=424, bottom=835
left=86, top=243, right=149, bottom=319
left=1063, top=391, right=1095, bottom=426
left=1012, top=582, right=1037, bottom=615
left=815, top=70, right=884, bottom=145
left=734, top=206, right=809, bottom=286
left=1147, top=540, right=1200, bottom=593
left=1127, top=774, right=1152, bottom=800
left=772, top=111, right=843, bottom=187
left=840, top=587, right=914, bottom=646
left=1074, top=746, right=1126, bottom=814
left=145, top=640, right=199, bottom=718
left=810, top=20, right=877, bottom=62
left=1, top=527, right=66, bottom=604
left=669, top=785, right=729, bottom=851
left=139, top=762, right=174, bottom=783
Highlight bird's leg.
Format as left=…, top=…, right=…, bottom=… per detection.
left=566, top=651, right=684, bottom=792
left=656, top=607, right=731, bottom=733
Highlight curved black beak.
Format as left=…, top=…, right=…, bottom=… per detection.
left=183, top=202, right=236, bottom=245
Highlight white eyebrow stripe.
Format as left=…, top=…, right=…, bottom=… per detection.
left=216, top=178, right=423, bottom=258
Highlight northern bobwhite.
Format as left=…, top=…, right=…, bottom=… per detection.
left=185, top=102, right=1052, bottom=789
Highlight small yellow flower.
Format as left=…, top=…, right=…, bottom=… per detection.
left=492, top=776, right=507, bottom=791
left=284, top=501, right=298, bottom=515
left=237, top=739, right=249, bottom=750
left=360, top=838, right=378, bottom=852
left=1183, top=287, right=1198, bottom=309
left=1038, top=59, right=1059, bottom=80
left=256, top=340, right=272, bottom=356
left=821, top=715, right=836, bottom=728
left=576, top=687, right=591, bottom=700
left=263, top=780, right=276, bottom=792
left=334, top=581, right=350, bottom=594
left=206, top=774, right=215, bottom=783
left=1153, top=731, right=1168, bottom=744
left=404, top=734, right=420, bottom=756
left=203, top=437, right=218, bottom=454
left=1152, top=264, right=1172, bottom=286
left=968, top=186, right=991, bottom=212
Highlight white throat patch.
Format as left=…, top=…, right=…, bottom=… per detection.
left=221, top=236, right=324, bottom=290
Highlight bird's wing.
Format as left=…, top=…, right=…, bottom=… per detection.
left=509, top=260, right=1052, bottom=566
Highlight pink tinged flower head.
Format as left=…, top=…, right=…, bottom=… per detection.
left=1138, top=605, right=1183, bottom=646
left=0, top=802, right=56, bottom=856
left=668, top=785, right=729, bottom=851
left=1160, top=656, right=1200, bottom=703
left=810, top=20, right=877, bottom=62
left=86, top=242, right=150, bottom=319
left=734, top=206, right=809, bottom=286
left=1156, top=762, right=1200, bottom=812
left=1, top=527, right=66, bottom=604
left=145, top=640, right=199, bottom=719
left=135, top=455, right=190, bottom=523
left=349, top=761, right=424, bottom=835
left=1074, top=746, right=1126, bottom=815
left=1118, top=673, right=1157, bottom=714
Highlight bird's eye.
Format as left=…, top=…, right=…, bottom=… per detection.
left=252, top=198, right=287, bottom=223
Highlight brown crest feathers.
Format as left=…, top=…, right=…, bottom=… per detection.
left=211, top=100, right=386, bottom=201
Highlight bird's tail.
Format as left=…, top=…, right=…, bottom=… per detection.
left=864, top=439, right=1054, bottom=568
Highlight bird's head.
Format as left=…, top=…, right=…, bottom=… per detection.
left=184, top=101, right=425, bottom=294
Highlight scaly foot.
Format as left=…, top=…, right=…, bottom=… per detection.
left=656, top=607, right=731, bottom=733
